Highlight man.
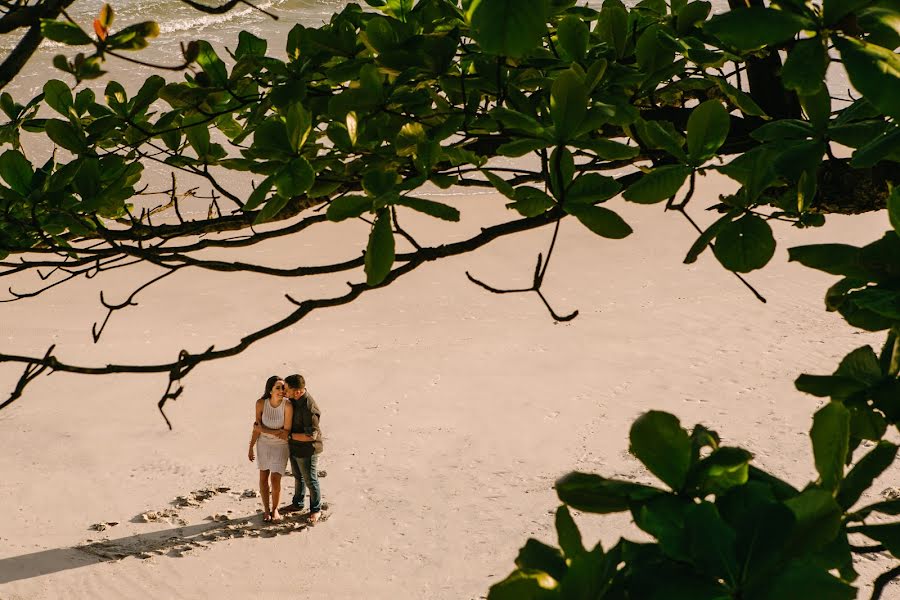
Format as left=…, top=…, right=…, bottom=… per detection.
left=283, top=373, right=323, bottom=523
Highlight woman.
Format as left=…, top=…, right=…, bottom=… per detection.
left=248, top=375, right=293, bottom=522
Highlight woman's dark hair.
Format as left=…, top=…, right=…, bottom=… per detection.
left=261, top=375, right=282, bottom=400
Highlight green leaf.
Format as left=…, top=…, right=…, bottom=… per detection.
left=515, top=539, right=567, bottom=582
left=782, top=37, right=829, bottom=95
left=714, top=79, right=768, bottom=117
left=106, top=21, right=159, bottom=51
left=566, top=173, right=621, bottom=206
left=40, top=19, right=92, bottom=45
left=44, top=119, right=86, bottom=153
left=327, top=195, right=371, bottom=222
left=550, top=69, right=587, bottom=141
left=498, top=138, right=550, bottom=157
left=687, top=100, right=730, bottom=164
left=557, top=15, right=589, bottom=61
left=837, top=441, right=898, bottom=510
left=467, top=0, right=549, bottom=58
left=508, top=186, right=555, bottom=217
left=889, top=184, right=900, bottom=236
left=677, top=1, right=712, bottom=34
left=712, top=214, right=776, bottom=273
left=795, top=374, right=868, bottom=399
left=0, top=150, right=33, bottom=194
left=43, top=80, right=73, bottom=117
left=596, top=0, right=628, bottom=58
left=487, top=570, right=558, bottom=600
left=236, top=30, right=267, bottom=59
left=555, top=472, right=664, bottom=513
left=704, top=7, right=809, bottom=50
left=274, top=157, right=314, bottom=198
left=555, top=505, right=584, bottom=558
left=253, top=194, right=290, bottom=225
left=395, top=196, right=460, bottom=221
left=623, top=165, right=691, bottom=204
left=810, top=402, right=850, bottom=491
left=684, top=211, right=737, bottom=264
left=365, top=208, right=395, bottom=286
left=785, top=488, right=843, bottom=553
left=834, top=36, right=900, bottom=120
left=689, top=446, right=752, bottom=495
left=195, top=40, right=228, bottom=87
left=851, top=126, right=900, bottom=168
left=825, top=0, right=875, bottom=26
left=568, top=205, right=633, bottom=239
left=286, top=103, right=312, bottom=153
left=836, top=345, right=884, bottom=384
left=483, top=170, right=517, bottom=199
left=757, top=559, right=856, bottom=600
left=685, top=502, right=739, bottom=584
left=242, top=174, right=276, bottom=211
left=630, top=411, right=692, bottom=491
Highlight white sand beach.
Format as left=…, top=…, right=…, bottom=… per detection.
left=1, top=175, right=897, bottom=598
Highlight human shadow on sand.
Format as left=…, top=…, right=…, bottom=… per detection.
left=0, top=510, right=327, bottom=585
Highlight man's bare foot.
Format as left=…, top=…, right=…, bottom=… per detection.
left=307, top=511, right=320, bottom=524
left=271, top=508, right=282, bottom=522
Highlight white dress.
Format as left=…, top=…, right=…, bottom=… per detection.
left=256, top=398, right=289, bottom=475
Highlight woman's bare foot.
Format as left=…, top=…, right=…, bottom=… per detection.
left=307, top=511, right=320, bottom=525
left=271, top=508, right=282, bottom=523
left=263, top=511, right=272, bottom=522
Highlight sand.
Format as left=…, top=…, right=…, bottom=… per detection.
left=1, top=164, right=898, bottom=598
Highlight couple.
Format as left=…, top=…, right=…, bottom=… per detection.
left=248, top=373, right=323, bottom=524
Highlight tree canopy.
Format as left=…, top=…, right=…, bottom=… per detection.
left=0, top=0, right=899, bottom=596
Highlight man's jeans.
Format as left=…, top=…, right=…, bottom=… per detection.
left=290, top=453, right=321, bottom=513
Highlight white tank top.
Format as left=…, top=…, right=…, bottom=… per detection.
left=261, top=398, right=286, bottom=436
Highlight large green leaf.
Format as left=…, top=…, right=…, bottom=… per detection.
left=515, top=539, right=567, bottom=582
left=810, top=402, right=850, bottom=491
left=630, top=411, right=692, bottom=491
left=468, top=0, right=549, bottom=57
left=685, top=502, right=739, bottom=584
left=781, top=37, right=828, bottom=95
left=824, top=0, right=875, bottom=26
left=568, top=205, right=633, bottom=239
left=0, top=150, right=33, bottom=194
left=43, top=80, right=73, bottom=118
left=274, top=157, right=314, bottom=198
left=889, top=181, right=900, bottom=236
left=550, top=69, right=587, bottom=141
left=326, top=195, right=371, bottom=222
left=555, top=472, right=664, bottom=513
left=487, top=570, right=558, bottom=600
left=834, top=36, right=900, bottom=120
left=712, top=214, right=776, bottom=273
left=554, top=505, right=585, bottom=558
left=44, top=119, right=86, bottom=154
left=684, top=211, right=737, bottom=264
left=686, top=100, right=730, bottom=164
left=253, top=194, right=290, bottom=225
left=623, top=165, right=691, bottom=204
left=365, top=208, right=395, bottom=286
left=40, top=19, right=93, bottom=45
left=395, top=196, right=460, bottom=221
left=556, top=15, right=589, bottom=61
left=566, top=173, right=621, bottom=206
left=753, top=559, right=856, bottom=600
left=508, top=186, right=555, bottom=217
left=704, top=7, right=808, bottom=50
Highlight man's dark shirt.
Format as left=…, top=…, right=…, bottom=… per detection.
left=289, top=390, right=323, bottom=458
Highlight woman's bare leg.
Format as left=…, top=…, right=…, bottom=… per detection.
left=270, top=472, right=283, bottom=522
left=259, top=470, right=271, bottom=520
